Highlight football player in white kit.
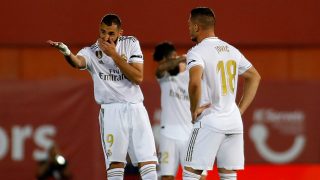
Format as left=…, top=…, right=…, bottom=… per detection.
left=153, top=42, right=207, bottom=180
left=183, top=8, right=261, bottom=180
left=47, top=14, right=158, bottom=180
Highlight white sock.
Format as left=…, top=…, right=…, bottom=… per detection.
left=139, top=164, right=157, bottom=180
left=107, top=168, right=124, bottom=180
left=219, top=173, right=237, bottom=180
left=183, top=169, right=201, bottom=180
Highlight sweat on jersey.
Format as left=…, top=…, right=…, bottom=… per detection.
left=77, top=36, right=144, bottom=104
left=187, top=37, right=252, bottom=134
left=157, top=71, right=193, bottom=141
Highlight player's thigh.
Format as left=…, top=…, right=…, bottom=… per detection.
left=179, top=139, right=208, bottom=177
left=128, top=104, right=158, bottom=165
left=216, top=133, right=244, bottom=170
left=159, top=135, right=180, bottom=176
left=184, top=127, right=225, bottom=171
left=179, top=138, right=189, bottom=166
left=100, top=105, right=129, bottom=167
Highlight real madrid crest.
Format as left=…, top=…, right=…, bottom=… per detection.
left=95, top=50, right=103, bottom=59
left=106, top=149, right=112, bottom=159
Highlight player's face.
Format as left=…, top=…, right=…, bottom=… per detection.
left=188, top=18, right=198, bottom=42
left=167, top=51, right=180, bottom=75
left=167, top=51, right=177, bottom=60
left=99, top=23, right=123, bottom=44
left=158, top=51, right=177, bottom=63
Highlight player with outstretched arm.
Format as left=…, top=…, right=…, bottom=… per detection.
left=48, top=14, right=158, bottom=180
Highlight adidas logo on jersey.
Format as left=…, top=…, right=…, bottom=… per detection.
left=98, top=60, right=104, bottom=64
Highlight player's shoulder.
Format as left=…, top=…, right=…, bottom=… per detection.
left=79, top=43, right=98, bottom=52
left=217, top=38, right=240, bottom=53
left=187, top=43, right=202, bottom=57
left=188, top=38, right=215, bottom=54
left=118, top=36, right=139, bottom=43
left=90, top=43, right=99, bottom=51
left=77, top=43, right=100, bottom=59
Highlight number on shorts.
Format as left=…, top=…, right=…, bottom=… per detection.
left=106, top=134, right=114, bottom=147
left=217, top=60, right=236, bottom=95
left=161, top=152, right=169, bottom=164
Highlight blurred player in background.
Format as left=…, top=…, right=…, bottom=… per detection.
left=47, top=14, right=158, bottom=180
left=183, top=7, right=261, bottom=180
left=153, top=42, right=206, bottom=180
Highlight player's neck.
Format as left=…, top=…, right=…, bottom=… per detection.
left=197, top=31, right=216, bottom=43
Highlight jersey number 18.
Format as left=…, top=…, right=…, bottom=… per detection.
left=217, top=60, right=236, bottom=96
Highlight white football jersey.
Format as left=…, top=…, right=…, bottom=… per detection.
left=158, top=70, right=193, bottom=140
left=187, top=37, right=252, bottom=133
left=77, top=36, right=144, bottom=104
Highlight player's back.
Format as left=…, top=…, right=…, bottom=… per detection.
left=158, top=70, right=193, bottom=140
left=187, top=37, right=252, bottom=133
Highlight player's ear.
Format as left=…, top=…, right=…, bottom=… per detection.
left=194, top=24, right=200, bottom=32
left=119, top=29, right=124, bottom=36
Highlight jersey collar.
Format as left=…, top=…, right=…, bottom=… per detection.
left=203, top=36, right=219, bottom=41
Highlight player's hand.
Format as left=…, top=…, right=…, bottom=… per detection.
left=176, top=54, right=187, bottom=63
left=98, top=38, right=117, bottom=57
left=47, top=40, right=71, bottom=56
left=192, top=103, right=211, bottom=123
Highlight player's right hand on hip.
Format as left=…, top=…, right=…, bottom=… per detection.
left=192, top=103, right=211, bottom=123
left=47, top=40, right=71, bottom=56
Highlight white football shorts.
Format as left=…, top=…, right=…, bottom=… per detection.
left=184, top=124, right=244, bottom=171
left=99, top=103, right=158, bottom=169
left=159, top=134, right=207, bottom=176
left=159, top=134, right=186, bottom=176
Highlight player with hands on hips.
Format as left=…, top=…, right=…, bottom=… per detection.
left=183, top=7, right=261, bottom=180
left=48, top=14, right=158, bottom=180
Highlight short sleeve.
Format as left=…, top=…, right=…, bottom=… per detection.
left=187, top=51, right=204, bottom=70
left=77, top=47, right=92, bottom=70
left=238, top=53, right=252, bottom=75
left=128, top=39, right=143, bottom=64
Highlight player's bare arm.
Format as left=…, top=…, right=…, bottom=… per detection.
left=47, top=40, right=86, bottom=69
left=189, top=66, right=210, bottom=123
left=238, top=66, right=261, bottom=115
left=98, top=38, right=143, bottom=84
left=155, top=56, right=186, bottom=78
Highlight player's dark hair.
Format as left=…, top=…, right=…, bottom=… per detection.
left=190, top=7, right=215, bottom=29
left=101, top=14, right=122, bottom=27
left=153, top=42, right=176, bottom=62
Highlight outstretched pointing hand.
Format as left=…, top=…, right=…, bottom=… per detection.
left=47, top=40, right=71, bottom=56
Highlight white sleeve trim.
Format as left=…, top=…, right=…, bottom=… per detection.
left=238, top=64, right=252, bottom=75
left=187, top=61, right=204, bottom=70
left=79, top=58, right=89, bottom=70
